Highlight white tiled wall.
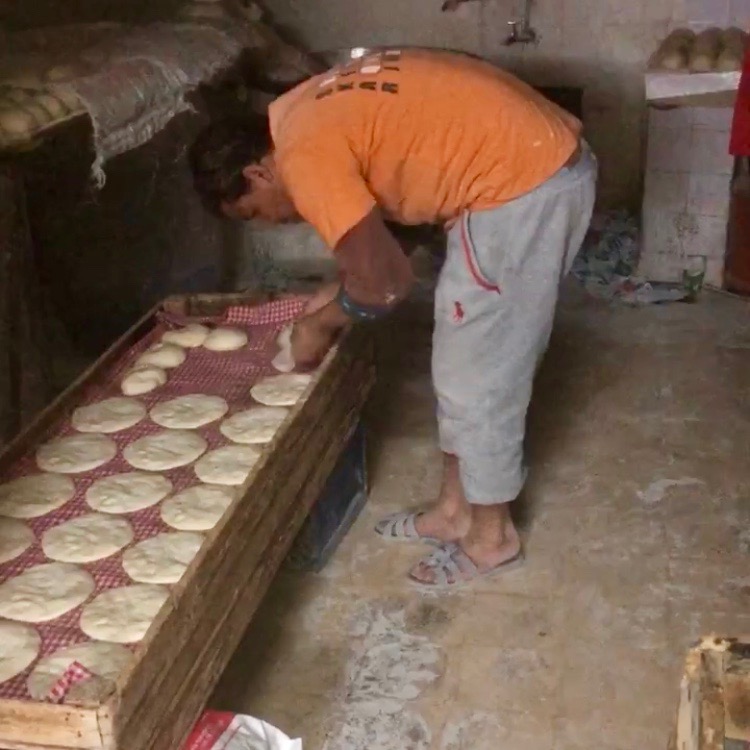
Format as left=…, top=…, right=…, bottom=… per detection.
left=638, top=105, right=733, bottom=287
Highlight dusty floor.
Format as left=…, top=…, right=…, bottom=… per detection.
left=212, top=280, right=750, bottom=750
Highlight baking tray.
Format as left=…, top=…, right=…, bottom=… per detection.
left=0, top=291, right=375, bottom=750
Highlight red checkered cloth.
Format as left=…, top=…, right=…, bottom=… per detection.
left=0, top=297, right=311, bottom=703
left=45, top=661, right=94, bottom=704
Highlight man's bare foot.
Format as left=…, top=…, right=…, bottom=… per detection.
left=413, top=453, right=471, bottom=542
left=409, top=504, right=521, bottom=586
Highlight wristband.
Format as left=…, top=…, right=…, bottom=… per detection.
left=335, top=287, right=391, bottom=321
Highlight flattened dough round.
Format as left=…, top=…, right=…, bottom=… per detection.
left=251, top=373, right=312, bottom=406
left=160, top=484, right=235, bottom=531
left=122, top=531, right=204, bottom=584
left=37, top=434, right=117, bottom=474
left=219, top=406, right=288, bottom=444
left=42, top=513, right=133, bottom=563
left=150, top=395, right=228, bottom=429
left=162, top=324, right=209, bottom=348
left=0, top=518, right=34, bottom=563
left=0, top=621, right=40, bottom=683
left=71, top=397, right=146, bottom=434
left=194, top=446, right=260, bottom=486
left=27, top=641, right=133, bottom=702
left=86, top=472, right=172, bottom=514
left=0, top=562, right=94, bottom=623
left=123, top=430, right=207, bottom=471
left=79, top=584, right=169, bottom=644
left=0, top=474, right=74, bottom=518
left=203, top=327, right=248, bottom=351
left=135, top=342, right=186, bottom=369
left=121, top=366, right=167, bottom=396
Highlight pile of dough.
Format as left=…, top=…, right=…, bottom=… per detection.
left=194, top=445, right=260, bottom=486
left=121, top=366, right=167, bottom=396
left=122, top=531, right=204, bottom=584
left=0, top=562, right=94, bottom=623
left=689, top=27, right=722, bottom=72
left=42, top=513, right=133, bottom=563
left=123, top=430, right=207, bottom=471
left=36, top=434, right=117, bottom=474
left=162, top=324, right=209, bottom=348
left=160, top=484, right=236, bottom=531
left=250, top=373, right=312, bottom=407
left=220, top=406, right=289, bottom=444
left=203, top=327, right=248, bottom=351
left=0, top=621, right=40, bottom=683
left=0, top=474, right=74, bottom=518
left=71, top=397, right=146, bottom=434
left=79, top=584, right=169, bottom=644
left=717, top=27, right=749, bottom=72
left=271, top=325, right=295, bottom=373
left=650, top=28, right=695, bottom=71
left=135, top=342, right=186, bottom=369
left=0, top=518, right=34, bottom=563
left=86, top=472, right=172, bottom=514
left=27, top=641, right=133, bottom=703
left=150, top=394, right=228, bottom=429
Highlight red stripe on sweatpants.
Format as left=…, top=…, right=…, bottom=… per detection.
left=460, top=216, right=501, bottom=293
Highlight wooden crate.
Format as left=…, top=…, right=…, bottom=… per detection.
left=671, top=636, right=750, bottom=750
left=0, top=292, right=375, bottom=750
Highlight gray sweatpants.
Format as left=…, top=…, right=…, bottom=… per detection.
left=433, top=145, right=597, bottom=505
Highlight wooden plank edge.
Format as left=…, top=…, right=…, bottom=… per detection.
left=115, top=362, right=373, bottom=750
left=0, top=700, right=107, bottom=750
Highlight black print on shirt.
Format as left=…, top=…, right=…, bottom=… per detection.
left=315, top=49, right=401, bottom=101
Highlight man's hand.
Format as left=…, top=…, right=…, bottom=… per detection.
left=303, top=282, right=340, bottom=316
left=290, top=314, right=337, bottom=370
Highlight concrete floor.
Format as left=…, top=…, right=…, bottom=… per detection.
left=212, top=280, right=750, bottom=750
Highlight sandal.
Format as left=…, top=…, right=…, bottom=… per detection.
left=408, top=542, right=524, bottom=590
left=374, top=511, right=439, bottom=544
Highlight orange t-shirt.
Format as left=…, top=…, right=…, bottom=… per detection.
left=269, top=49, right=581, bottom=248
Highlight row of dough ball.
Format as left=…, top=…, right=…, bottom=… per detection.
left=121, top=325, right=248, bottom=397
left=650, top=27, right=748, bottom=73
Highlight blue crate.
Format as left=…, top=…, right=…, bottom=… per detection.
left=285, top=421, right=368, bottom=572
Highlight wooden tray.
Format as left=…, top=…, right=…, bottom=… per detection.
left=0, top=291, right=375, bottom=750
left=671, top=635, right=750, bottom=750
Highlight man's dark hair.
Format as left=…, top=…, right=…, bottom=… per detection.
left=188, top=115, right=273, bottom=215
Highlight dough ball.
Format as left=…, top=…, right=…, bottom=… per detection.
left=161, top=324, right=209, bottom=348
left=135, top=342, right=186, bottom=369
left=219, top=406, right=288, bottom=444
left=71, top=397, right=146, bottom=433
left=160, top=484, right=236, bottom=531
left=250, top=373, right=312, bottom=406
left=0, top=474, right=74, bottom=518
left=203, top=327, right=248, bottom=351
left=0, top=518, right=34, bottom=563
left=42, top=513, right=133, bottom=563
left=149, top=394, right=228, bottom=429
left=86, top=472, right=172, bottom=514
left=123, top=430, right=207, bottom=471
left=36, top=434, right=117, bottom=474
left=0, top=108, right=37, bottom=136
left=0, top=562, right=94, bottom=623
left=122, top=531, right=204, bottom=584
left=0, top=621, right=40, bottom=683
left=79, top=584, right=169, bottom=644
left=271, top=325, right=295, bottom=373
left=121, top=365, right=167, bottom=396
left=194, top=445, right=260, bottom=486
left=27, top=641, right=133, bottom=703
